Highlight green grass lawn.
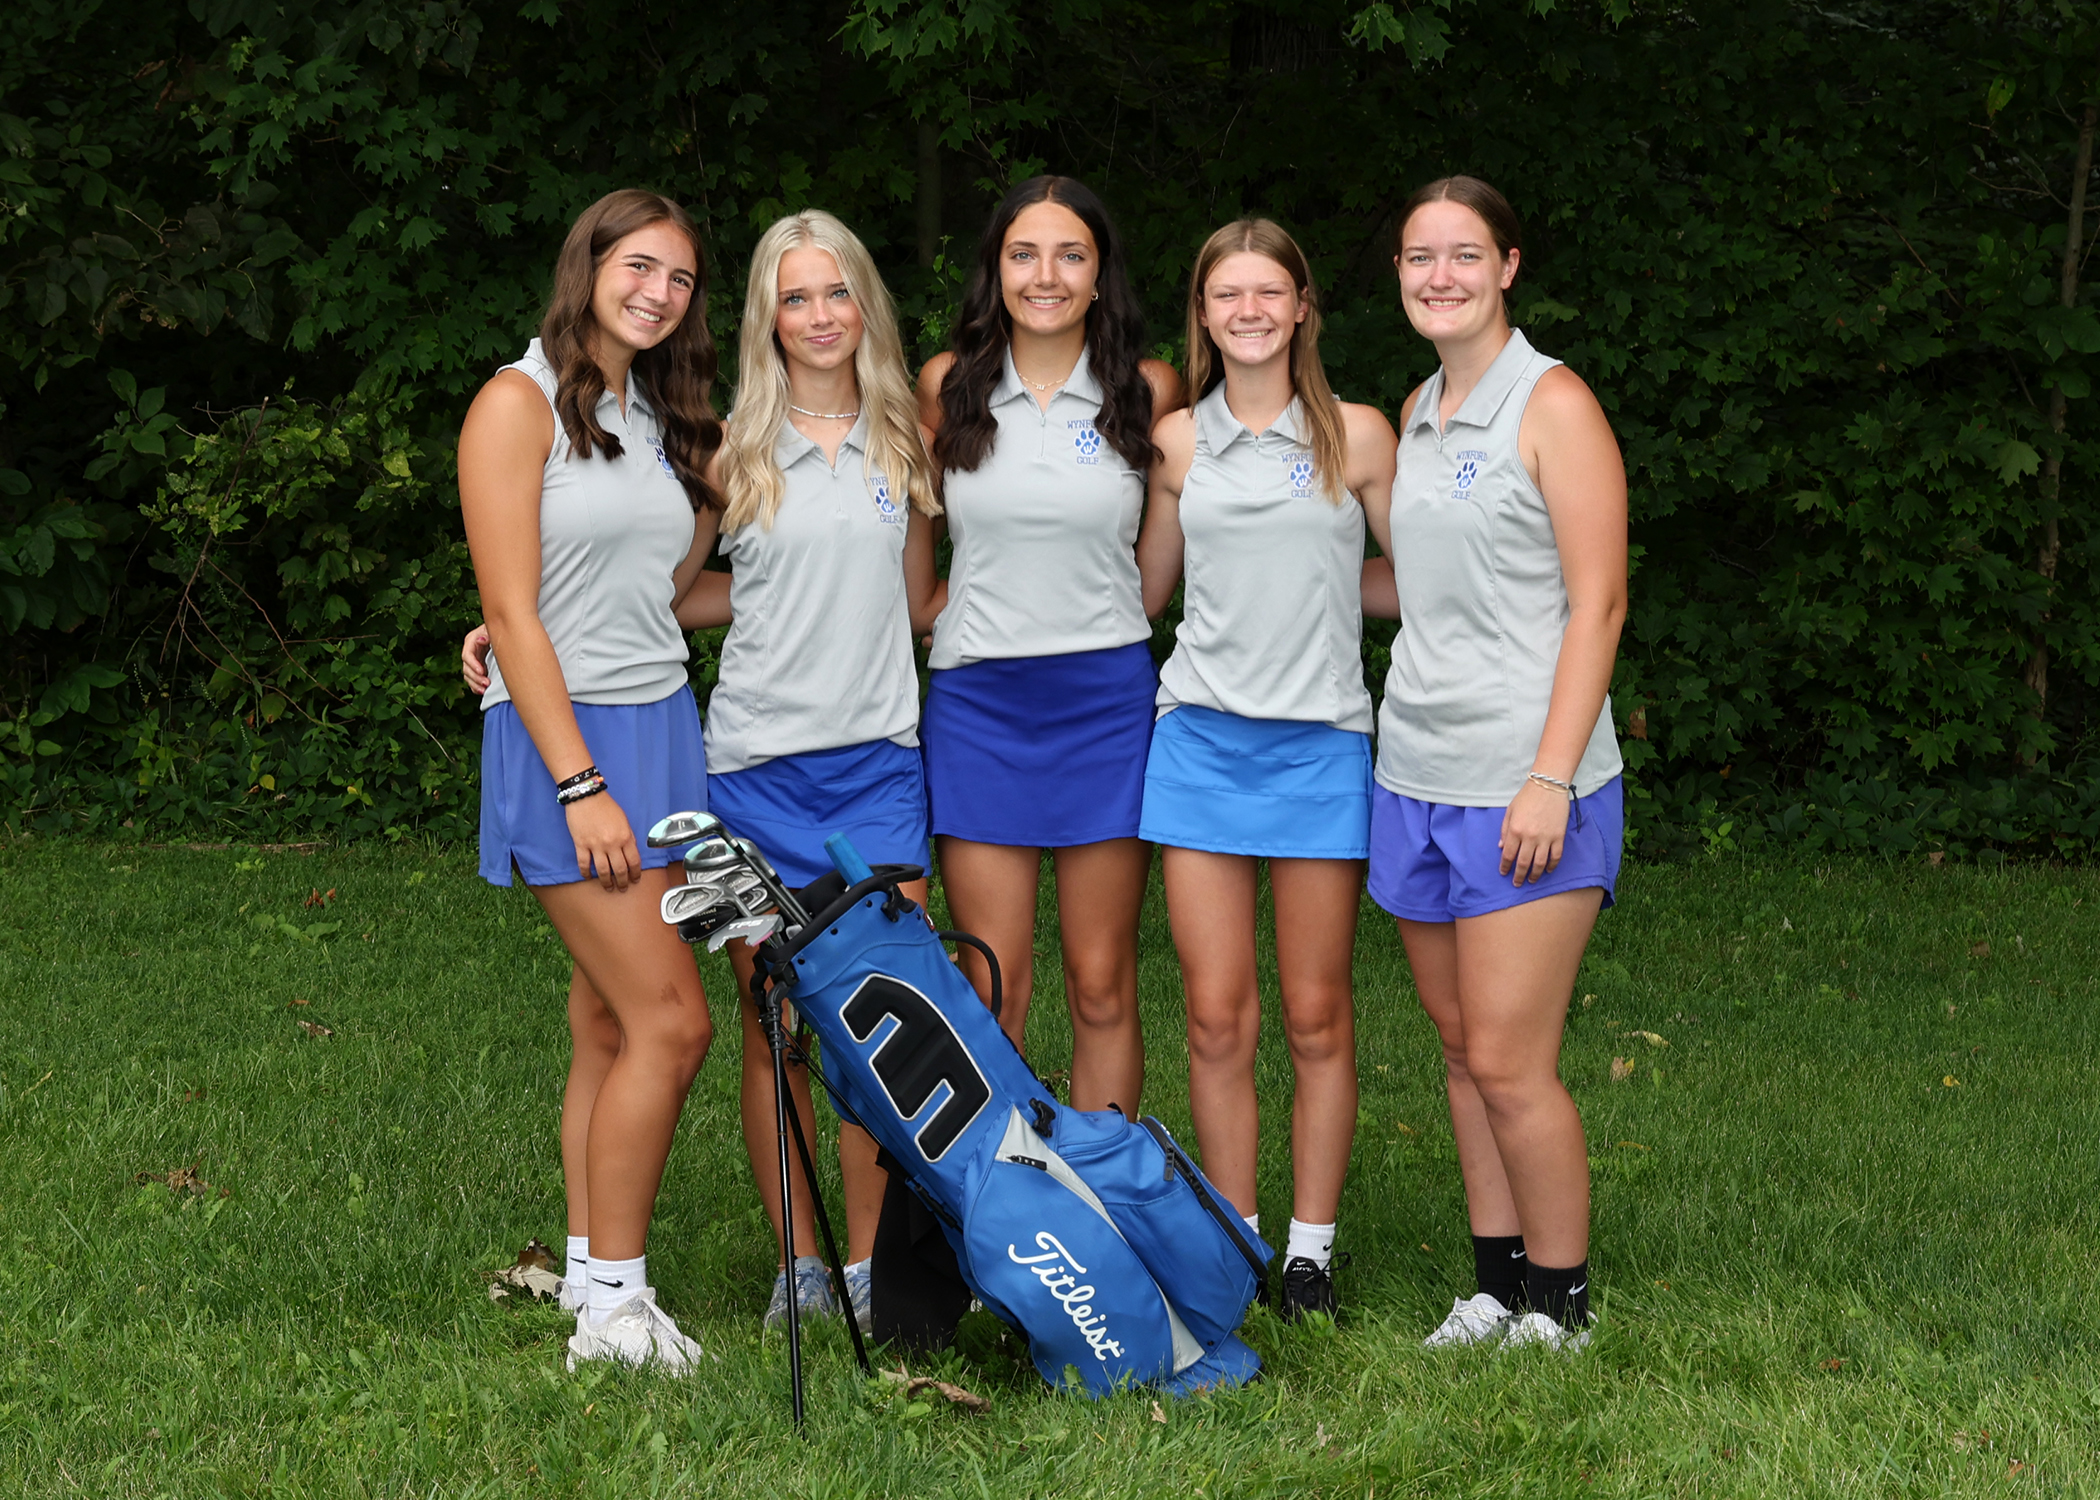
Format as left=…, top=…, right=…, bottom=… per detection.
left=3, top=839, right=2098, bottom=1498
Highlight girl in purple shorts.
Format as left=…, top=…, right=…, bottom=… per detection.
left=1368, top=177, right=1629, bottom=1352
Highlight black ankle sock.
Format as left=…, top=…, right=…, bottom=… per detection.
left=1472, top=1235, right=1529, bottom=1311
left=1525, top=1259, right=1591, bottom=1328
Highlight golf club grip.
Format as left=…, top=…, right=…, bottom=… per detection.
left=935, top=930, right=1003, bottom=1020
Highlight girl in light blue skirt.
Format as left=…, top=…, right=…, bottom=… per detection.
left=1135, top=218, right=1398, bottom=1324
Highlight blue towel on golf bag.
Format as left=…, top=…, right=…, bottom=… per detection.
left=755, top=865, right=1271, bottom=1397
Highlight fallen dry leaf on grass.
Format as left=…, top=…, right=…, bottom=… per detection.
left=297, top=1020, right=333, bottom=1038
left=287, top=998, right=309, bottom=1008
left=487, top=1239, right=563, bottom=1304
left=878, top=1367, right=990, bottom=1414
left=303, top=888, right=338, bottom=909
left=1969, top=941, right=1990, bottom=958
left=1610, top=1057, right=1635, bottom=1082
left=136, top=1164, right=227, bottom=1198
left=1628, top=1030, right=1669, bottom=1048
left=1151, top=1401, right=1167, bottom=1424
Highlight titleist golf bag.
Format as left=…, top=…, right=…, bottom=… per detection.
left=749, top=848, right=1271, bottom=1398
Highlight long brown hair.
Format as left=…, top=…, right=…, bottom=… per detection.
left=539, top=189, right=722, bottom=510
left=1184, top=219, right=1348, bottom=503
left=935, top=176, right=1155, bottom=475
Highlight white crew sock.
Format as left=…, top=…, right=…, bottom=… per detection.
left=587, top=1253, right=647, bottom=1326
left=565, top=1234, right=589, bottom=1284
left=1242, top=1213, right=1261, bottom=1237
left=1285, top=1218, right=1335, bottom=1270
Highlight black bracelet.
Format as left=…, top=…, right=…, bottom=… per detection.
left=556, top=775, right=608, bottom=806
left=555, top=765, right=603, bottom=792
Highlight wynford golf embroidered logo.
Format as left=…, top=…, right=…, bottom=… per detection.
left=1287, top=452, right=1314, bottom=497
left=872, top=472, right=903, bottom=524
left=1070, top=420, right=1103, bottom=464
left=1453, top=449, right=1487, bottom=497
left=649, top=436, right=675, bottom=477
left=1008, top=1232, right=1125, bottom=1362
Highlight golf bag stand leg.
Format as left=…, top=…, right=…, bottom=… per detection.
left=755, top=966, right=806, bottom=1425
left=781, top=1034, right=872, bottom=1377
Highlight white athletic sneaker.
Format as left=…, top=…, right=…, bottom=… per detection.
left=558, top=1276, right=586, bottom=1315
left=566, top=1288, right=710, bottom=1373
left=1499, top=1310, right=1592, bottom=1353
left=1422, top=1292, right=1513, bottom=1348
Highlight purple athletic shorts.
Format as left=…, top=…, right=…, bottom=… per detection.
left=1367, top=776, right=1623, bottom=923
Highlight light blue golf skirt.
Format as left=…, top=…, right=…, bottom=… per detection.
left=1139, top=704, right=1372, bottom=860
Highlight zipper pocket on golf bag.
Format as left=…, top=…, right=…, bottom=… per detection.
left=959, top=1107, right=1201, bottom=1395
left=1043, top=1110, right=1274, bottom=1350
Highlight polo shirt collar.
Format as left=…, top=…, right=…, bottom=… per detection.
left=1407, top=328, right=1537, bottom=435
left=775, top=410, right=870, bottom=470
left=994, top=346, right=1104, bottom=408
left=1195, top=381, right=1308, bottom=452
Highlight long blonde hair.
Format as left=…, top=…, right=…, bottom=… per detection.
left=1184, top=219, right=1349, bottom=503
left=719, top=211, right=938, bottom=531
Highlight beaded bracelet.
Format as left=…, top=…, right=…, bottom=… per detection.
left=556, top=774, right=608, bottom=806
left=1525, top=771, right=1578, bottom=800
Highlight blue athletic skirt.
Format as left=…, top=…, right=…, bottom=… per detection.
left=921, top=641, right=1156, bottom=847
left=706, top=738, right=931, bottom=887
left=479, top=685, right=707, bottom=887
left=1139, top=704, right=1372, bottom=860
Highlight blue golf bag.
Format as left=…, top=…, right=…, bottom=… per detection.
left=754, top=858, right=1272, bottom=1397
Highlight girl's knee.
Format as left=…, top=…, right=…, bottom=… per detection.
left=1067, top=981, right=1133, bottom=1034
left=1184, top=1005, right=1255, bottom=1066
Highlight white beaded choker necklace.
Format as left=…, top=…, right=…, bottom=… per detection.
left=790, top=404, right=859, bottom=421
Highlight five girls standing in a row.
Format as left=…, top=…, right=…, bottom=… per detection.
left=458, top=172, right=1626, bottom=1372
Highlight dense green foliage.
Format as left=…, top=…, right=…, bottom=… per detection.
left=5, top=0, right=2100, bottom=852
left=4, top=845, right=2098, bottom=1494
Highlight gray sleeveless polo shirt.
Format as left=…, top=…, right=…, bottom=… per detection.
left=1375, top=329, right=1622, bottom=805
left=705, top=416, right=919, bottom=773
left=1156, top=386, right=1373, bottom=733
left=928, top=349, right=1150, bottom=669
left=480, top=339, right=697, bottom=709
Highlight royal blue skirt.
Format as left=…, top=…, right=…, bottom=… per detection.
left=706, top=738, right=931, bottom=887
left=479, top=686, right=708, bottom=887
left=1139, top=704, right=1372, bottom=860
left=921, top=641, right=1156, bottom=847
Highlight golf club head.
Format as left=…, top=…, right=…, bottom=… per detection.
left=647, top=810, right=724, bottom=849
left=683, top=838, right=744, bottom=879
left=660, top=881, right=733, bottom=927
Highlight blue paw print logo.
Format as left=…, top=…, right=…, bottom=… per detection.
left=649, top=437, right=675, bottom=477
left=1070, top=420, right=1103, bottom=465
left=1453, top=449, right=1488, bottom=498
left=871, top=473, right=903, bottom=524
left=1287, top=453, right=1314, bottom=497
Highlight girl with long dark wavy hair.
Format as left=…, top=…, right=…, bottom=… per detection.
left=1135, top=219, right=1397, bottom=1322
left=460, top=188, right=722, bottom=1372
left=915, top=176, right=1182, bottom=1114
